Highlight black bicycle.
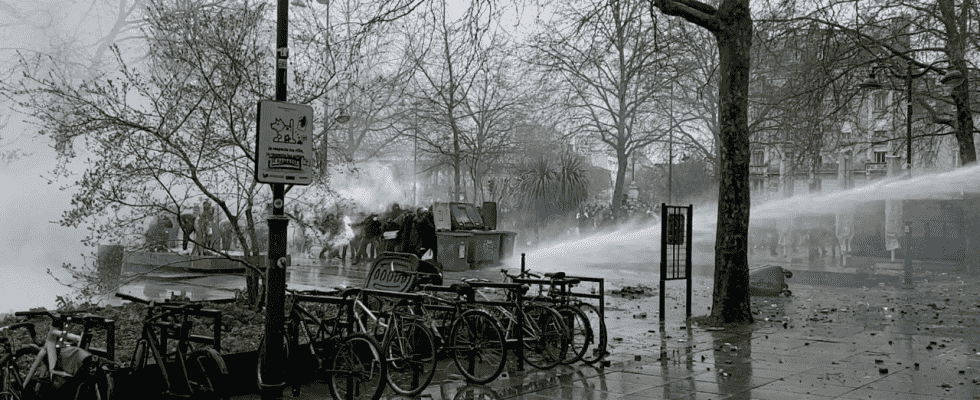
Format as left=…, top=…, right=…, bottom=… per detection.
left=257, top=289, right=387, bottom=400
left=114, top=293, right=228, bottom=400
left=0, top=320, right=37, bottom=400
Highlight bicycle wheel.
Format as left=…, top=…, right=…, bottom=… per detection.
left=328, top=333, right=386, bottom=400
left=72, top=361, right=113, bottom=400
left=448, top=310, right=505, bottom=384
left=577, top=303, right=607, bottom=365
left=521, top=305, right=568, bottom=370
left=187, top=348, right=229, bottom=400
left=13, top=346, right=42, bottom=400
left=383, top=320, right=437, bottom=396
left=0, top=355, right=19, bottom=400
left=2, top=346, right=37, bottom=400
left=556, top=305, right=589, bottom=365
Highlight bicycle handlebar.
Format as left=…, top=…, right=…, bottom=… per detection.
left=501, top=268, right=540, bottom=279
left=0, top=322, right=39, bottom=346
left=15, top=310, right=62, bottom=319
left=116, top=293, right=207, bottom=312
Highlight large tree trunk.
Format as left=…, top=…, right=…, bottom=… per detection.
left=612, top=150, right=629, bottom=217
left=938, top=0, right=977, bottom=167
left=655, top=0, right=754, bottom=325
left=709, top=1, right=753, bottom=324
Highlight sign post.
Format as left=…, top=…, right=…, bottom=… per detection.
left=660, top=204, right=693, bottom=323
left=258, top=2, right=295, bottom=399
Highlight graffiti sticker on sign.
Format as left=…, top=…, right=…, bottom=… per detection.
left=255, top=100, right=315, bottom=185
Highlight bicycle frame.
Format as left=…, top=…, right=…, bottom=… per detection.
left=340, top=288, right=425, bottom=338
left=268, top=291, right=354, bottom=396
left=13, top=311, right=116, bottom=392
left=117, top=294, right=223, bottom=397
left=454, top=281, right=528, bottom=370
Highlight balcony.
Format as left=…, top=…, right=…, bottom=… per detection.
left=749, top=165, right=767, bottom=175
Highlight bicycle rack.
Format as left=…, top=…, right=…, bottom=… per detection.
left=518, top=255, right=606, bottom=333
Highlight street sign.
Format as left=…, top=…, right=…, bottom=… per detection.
left=255, top=100, right=315, bottom=185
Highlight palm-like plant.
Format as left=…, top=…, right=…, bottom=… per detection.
left=515, top=153, right=588, bottom=241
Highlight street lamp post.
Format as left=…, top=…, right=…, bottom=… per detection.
left=858, top=59, right=963, bottom=287
left=414, top=112, right=418, bottom=205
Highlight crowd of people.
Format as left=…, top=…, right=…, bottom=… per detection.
left=296, top=202, right=436, bottom=264
left=575, top=199, right=660, bottom=235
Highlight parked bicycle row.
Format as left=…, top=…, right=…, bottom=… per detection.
left=0, top=293, right=228, bottom=400
left=0, top=252, right=607, bottom=400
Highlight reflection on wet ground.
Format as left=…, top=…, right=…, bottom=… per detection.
left=114, top=254, right=980, bottom=399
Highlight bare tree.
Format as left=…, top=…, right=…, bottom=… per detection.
left=531, top=0, right=671, bottom=216
left=1, top=0, right=335, bottom=305
left=405, top=0, right=496, bottom=202
left=786, top=0, right=978, bottom=167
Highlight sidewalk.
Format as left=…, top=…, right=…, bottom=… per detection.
left=235, top=264, right=980, bottom=399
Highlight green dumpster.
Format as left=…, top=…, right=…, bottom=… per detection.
left=436, top=232, right=472, bottom=272
left=467, top=231, right=501, bottom=268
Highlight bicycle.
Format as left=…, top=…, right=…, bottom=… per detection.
left=257, top=289, right=387, bottom=400
left=502, top=269, right=605, bottom=365
left=0, top=321, right=37, bottom=400
left=457, top=279, right=569, bottom=372
left=10, top=310, right=116, bottom=400
left=415, top=283, right=507, bottom=385
left=114, top=293, right=228, bottom=400
left=340, top=288, right=437, bottom=397
left=503, top=259, right=608, bottom=366
left=505, top=271, right=590, bottom=365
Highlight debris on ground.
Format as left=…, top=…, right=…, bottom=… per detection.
left=612, top=284, right=655, bottom=297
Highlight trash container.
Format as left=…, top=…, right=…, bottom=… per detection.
left=467, top=231, right=501, bottom=268
left=436, top=232, right=473, bottom=272
left=499, top=231, right=517, bottom=261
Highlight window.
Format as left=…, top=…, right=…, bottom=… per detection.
left=751, top=150, right=764, bottom=166
left=873, top=92, right=888, bottom=113
left=874, top=151, right=887, bottom=164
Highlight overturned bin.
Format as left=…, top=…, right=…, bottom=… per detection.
left=748, top=265, right=793, bottom=297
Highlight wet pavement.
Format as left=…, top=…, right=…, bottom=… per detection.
left=220, top=256, right=980, bottom=400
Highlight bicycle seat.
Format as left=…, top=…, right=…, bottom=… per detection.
left=566, top=278, right=581, bottom=285
left=449, top=283, right=473, bottom=298
left=544, top=272, right=566, bottom=280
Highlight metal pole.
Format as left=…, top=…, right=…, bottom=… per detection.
left=261, top=1, right=289, bottom=399
left=659, top=203, right=667, bottom=323
left=906, top=64, right=913, bottom=178
left=685, top=204, right=693, bottom=321
left=668, top=81, right=673, bottom=205
left=414, top=111, right=418, bottom=205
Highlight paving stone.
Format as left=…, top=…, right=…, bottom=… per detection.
left=751, top=378, right=856, bottom=397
